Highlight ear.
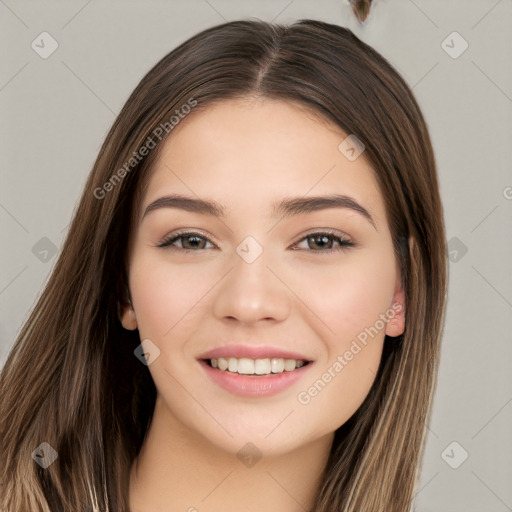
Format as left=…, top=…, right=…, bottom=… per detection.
left=385, top=269, right=406, bottom=338
left=119, top=301, right=138, bottom=331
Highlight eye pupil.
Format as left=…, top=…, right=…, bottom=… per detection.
left=183, top=235, right=205, bottom=249
left=309, top=234, right=333, bottom=250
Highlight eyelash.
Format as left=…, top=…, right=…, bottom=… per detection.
left=156, top=229, right=355, bottom=254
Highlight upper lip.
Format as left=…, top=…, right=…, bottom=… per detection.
left=198, top=344, right=312, bottom=361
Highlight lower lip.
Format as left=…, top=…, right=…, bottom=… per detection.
left=199, top=360, right=313, bottom=398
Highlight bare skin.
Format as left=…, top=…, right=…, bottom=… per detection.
left=121, top=97, right=405, bottom=511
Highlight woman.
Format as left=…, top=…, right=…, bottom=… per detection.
left=0, top=19, right=447, bottom=512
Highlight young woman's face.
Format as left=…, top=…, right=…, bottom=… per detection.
left=121, top=97, right=405, bottom=457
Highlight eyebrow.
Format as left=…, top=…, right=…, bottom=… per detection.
left=142, top=193, right=376, bottom=228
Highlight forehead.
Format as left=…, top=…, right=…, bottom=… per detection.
left=141, top=98, right=385, bottom=227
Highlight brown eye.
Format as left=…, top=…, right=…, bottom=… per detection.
left=180, top=234, right=208, bottom=250
left=292, top=231, right=354, bottom=254
left=308, top=234, right=334, bottom=250
left=157, top=232, right=214, bottom=251
left=157, top=230, right=354, bottom=254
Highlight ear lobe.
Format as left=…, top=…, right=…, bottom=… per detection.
left=119, top=302, right=138, bottom=331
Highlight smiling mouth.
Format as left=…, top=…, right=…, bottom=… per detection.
left=204, top=357, right=311, bottom=376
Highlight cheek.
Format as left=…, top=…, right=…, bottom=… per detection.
left=291, top=252, right=395, bottom=427
left=128, top=252, right=210, bottom=340
left=293, top=251, right=396, bottom=347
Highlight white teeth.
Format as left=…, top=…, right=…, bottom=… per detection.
left=237, top=358, right=255, bottom=374
left=255, top=358, right=271, bottom=374
left=271, top=358, right=284, bottom=373
left=228, top=357, right=238, bottom=372
left=283, top=359, right=296, bottom=371
left=209, top=357, right=307, bottom=375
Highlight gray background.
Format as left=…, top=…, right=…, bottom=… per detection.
left=1, top=0, right=511, bottom=510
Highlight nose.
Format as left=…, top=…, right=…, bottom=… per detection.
left=212, top=245, right=292, bottom=325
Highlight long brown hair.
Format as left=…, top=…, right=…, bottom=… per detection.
left=0, top=19, right=447, bottom=511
